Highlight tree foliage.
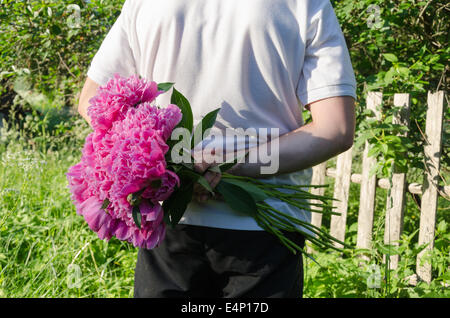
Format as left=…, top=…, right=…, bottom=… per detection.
left=0, top=0, right=448, bottom=179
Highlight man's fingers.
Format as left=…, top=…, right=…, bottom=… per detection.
left=210, top=172, right=222, bottom=189
left=204, top=171, right=221, bottom=189
left=193, top=183, right=203, bottom=194
left=193, top=162, right=208, bottom=174
left=193, top=170, right=222, bottom=202
left=194, top=193, right=210, bottom=203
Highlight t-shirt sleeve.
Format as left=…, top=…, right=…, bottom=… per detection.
left=86, top=0, right=136, bottom=85
left=297, top=0, right=357, bottom=108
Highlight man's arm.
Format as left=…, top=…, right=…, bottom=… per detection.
left=228, top=96, right=356, bottom=178
left=77, top=77, right=100, bottom=127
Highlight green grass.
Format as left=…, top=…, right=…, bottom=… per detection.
left=0, top=113, right=448, bottom=298
left=0, top=116, right=137, bottom=298
left=303, top=158, right=450, bottom=298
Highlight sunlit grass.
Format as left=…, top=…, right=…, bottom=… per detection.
left=0, top=115, right=448, bottom=298
left=0, top=130, right=137, bottom=298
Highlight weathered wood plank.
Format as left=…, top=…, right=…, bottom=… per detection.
left=384, top=93, right=411, bottom=269
left=310, top=161, right=328, bottom=229
left=357, top=92, right=382, bottom=257
left=330, top=145, right=353, bottom=248
left=417, top=91, right=445, bottom=283
left=307, top=161, right=328, bottom=254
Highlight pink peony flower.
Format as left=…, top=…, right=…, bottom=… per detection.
left=142, top=170, right=180, bottom=201
left=66, top=74, right=182, bottom=249
left=87, top=74, right=163, bottom=132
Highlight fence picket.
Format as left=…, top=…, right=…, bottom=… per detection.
left=417, top=91, right=445, bottom=283
left=307, top=161, right=328, bottom=253
left=357, top=92, right=382, bottom=258
left=330, top=145, right=353, bottom=248
left=384, top=93, right=411, bottom=269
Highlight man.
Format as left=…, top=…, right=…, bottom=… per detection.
left=78, top=0, right=356, bottom=297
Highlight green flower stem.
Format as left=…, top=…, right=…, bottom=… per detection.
left=269, top=194, right=341, bottom=215
left=259, top=202, right=350, bottom=249
left=255, top=211, right=319, bottom=261
left=256, top=202, right=334, bottom=250
left=222, top=173, right=328, bottom=188
left=256, top=212, right=303, bottom=252
left=262, top=202, right=341, bottom=243
left=258, top=186, right=326, bottom=201
left=259, top=188, right=339, bottom=215
left=259, top=186, right=337, bottom=205
left=256, top=209, right=297, bottom=232
left=260, top=211, right=329, bottom=251
left=221, top=173, right=348, bottom=252
left=254, top=213, right=301, bottom=254
left=258, top=204, right=331, bottom=248
left=222, top=173, right=335, bottom=199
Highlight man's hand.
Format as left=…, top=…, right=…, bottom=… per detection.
left=192, top=149, right=222, bottom=203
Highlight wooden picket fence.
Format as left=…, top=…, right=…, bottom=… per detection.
left=307, top=90, right=448, bottom=284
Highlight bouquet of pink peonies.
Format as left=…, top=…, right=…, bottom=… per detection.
left=66, top=74, right=347, bottom=259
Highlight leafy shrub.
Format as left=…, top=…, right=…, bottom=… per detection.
left=0, top=0, right=125, bottom=112
left=331, top=0, right=449, bottom=180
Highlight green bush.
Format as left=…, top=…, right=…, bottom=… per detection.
left=0, top=0, right=124, bottom=109
left=332, top=0, right=449, bottom=180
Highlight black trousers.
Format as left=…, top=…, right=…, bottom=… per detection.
left=134, top=224, right=305, bottom=298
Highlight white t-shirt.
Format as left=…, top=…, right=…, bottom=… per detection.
left=87, top=0, right=357, bottom=232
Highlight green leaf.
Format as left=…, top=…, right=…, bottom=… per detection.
left=437, top=220, right=447, bottom=233
left=178, top=168, right=213, bottom=194
left=218, top=161, right=238, bottom=173
left=369, top=162, right=380, bottom=178
left=191, top=108, right=221, bottom=149
left=171, top=88, right=193, bottom=133
left=167, top=164, right=182, bottom=173
left=157, top=82, right=174, bottom=92
left=132, top=206, right=142, bottom=229
left=368, top=144, right=380, bottom=157
left=162, top=182, right=194, bottom=227
left=218, top=153, right=248, bottom=172
left=384, top=67, right=395, bottom=84
left=376, top=243, right=401, bottom=256
left=127, top=189, right=144, bottom=207
left=207, top=165, right=221, bottom=174
left=196, top=175, right=214, bottom=193
left=50, top=24, right=61, bottom=35
left=215, top=181, right=258, bottom=217
left=220, top=178, right=269, bottom=202
left=354, top=131, right=372, bottom=149
left=396, top=66, right=410, bottom=77
left=383, top=53, right=398, bottom=63
left=177, top=167, right=201, bottom=182
left=380, top=143, right=388, bottom=154
left=101, top=198, right=110, bottom=211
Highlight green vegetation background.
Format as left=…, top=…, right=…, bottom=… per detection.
left=0, top=0, right=448, bottom=297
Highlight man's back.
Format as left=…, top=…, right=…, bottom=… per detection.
left=81, top=0, right=357, bottom=298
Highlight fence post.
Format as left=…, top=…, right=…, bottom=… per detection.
left=357, top=92, right=382, bottom=259
left=330, top=145, right=353, bottom=248
left=384, top=93, right=411, bottom=269
left=417, top=91, right=445, bottom=283
left=307, top=161, right=328, bottom=253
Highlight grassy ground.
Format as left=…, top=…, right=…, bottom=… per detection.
left=0, top=113, right=448, bottom=298
left=0, top=142, right=137, bottom=297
